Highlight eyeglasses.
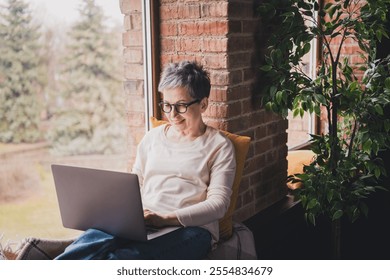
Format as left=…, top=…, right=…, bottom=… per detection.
left=158, top=99, right=200, bottom=114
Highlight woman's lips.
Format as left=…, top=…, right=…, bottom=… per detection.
left=170, top=119, right=184, bottom=125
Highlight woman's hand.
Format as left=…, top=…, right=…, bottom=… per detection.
left=143, top=209, right=181, bottom=228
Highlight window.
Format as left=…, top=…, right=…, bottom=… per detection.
left=142, top=0, right=161, bottom=131
left=287, top=5, right=318, bottom=150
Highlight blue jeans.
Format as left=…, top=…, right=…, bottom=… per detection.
left=55, top=227, right=211, bottom=260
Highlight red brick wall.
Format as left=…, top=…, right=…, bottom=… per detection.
left=121, top=0, right=288, bottom=222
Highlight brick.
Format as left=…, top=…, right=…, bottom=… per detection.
left=279, top=119, right=289, bottom=131
left=124, top=15, right=131, bottom=30
left=229, top=85, right=251, bottom=101
left=178, top=4, right=201, bottom=19
left=202, top=54, right=228, bottom=69
left=250, top=110, right=268, bottom=131
left=161, top=4, right=202, bottom=20
left=160, top=54, right=201, bottom=66
left=124, top=63, right=144, bottom=80
left=264, top=111, right=282, bottom=123
left=160, top=38, right=176, bottom=52
left=350, top=55, right=366, bottom=65
left=228, top=20, right=242, bottom=33
left=340, top=44, right=362, bottom=54
left=205, top=102, right=228, bottom=118
left=202, top=37, right=228, bottom=53
left=242, top=189, right=254, bottom=205
left=122, top=30, right=143, bottom=47
left=203, top=20, right=229, bottom=35
left=123, top=48, right=143, bottom=64
left=254, top=125, right=267, bottom=139
left=242, top=20, right=260, bottom=34
left=230, top=69, right=243, bottom=84
left=201, top=2, right=228, bottom=18
left=266, top=121, right=279, bottom=136
left=228, top=2, right=254, bottom=19
left=209, top=87, right=228, bottom=102
left=160, top=22, right=178, bottom=36
left=241, top=98, right=253, bottom=114
left=226, top=101, right=242, bottom=118
left=203, top=118, right=228, bottom=131
left=129, top=14, right=143, bottom=30
left=226, top=115, right=251, bottom=132
left=254, top=137, right=273, bottom=155
left=249, top=171, right=263, bottom=189
left=160, top=5, right=179, bottom=20
left=123, top=80, right=144, bottom=96
left=160, top=56, right=173, bottom=66
left=228, top=36, right=254, bottom=52
left=228, top=52, right=252, bottom=68
left=245, top=154, right=266, bottom=174
left=178, top=22, right=200, bottom=36
left=274, top=133, right=288, bottom=147
left=177, top=38, right=202, bottom=52
left=209, top=71, right=230, bottom=86
left=265, top=150, right=276, bottom=163
left=243, top=67, right=256, bottom=83
left=279, top=147, right=288, bottom=161
left=179, top=21, right=228, bottom=36
left=120, top=0, right=142, bottom=14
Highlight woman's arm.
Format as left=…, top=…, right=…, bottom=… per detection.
left=174, top=138, right=236, bottom=226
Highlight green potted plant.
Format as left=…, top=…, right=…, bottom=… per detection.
left=256, top=0, right=390, bottom=258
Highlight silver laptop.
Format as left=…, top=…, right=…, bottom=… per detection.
left=51, top=164, right=179, bottom=241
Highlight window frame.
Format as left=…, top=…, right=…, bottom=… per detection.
left=287, top=3, right=321, bottom=150
left=141, top=0, right=161, bottom=131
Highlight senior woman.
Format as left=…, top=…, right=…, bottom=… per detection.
left=55, top=61, right=236, bottom=260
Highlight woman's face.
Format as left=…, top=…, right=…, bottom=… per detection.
left=162, top=87, right=207, bottom=133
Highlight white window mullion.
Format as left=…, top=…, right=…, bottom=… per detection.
left=141, top=0, right=154, bottom=131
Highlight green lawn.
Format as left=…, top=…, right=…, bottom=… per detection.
left=0, top=144, right=127, bottom=250
left=0, top=165, right=81, bottom=247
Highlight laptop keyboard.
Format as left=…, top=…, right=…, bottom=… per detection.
left=146, top=226, right=159, bottom=235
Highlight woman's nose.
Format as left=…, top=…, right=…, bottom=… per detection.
left=169, top=106, right=178, bottom=117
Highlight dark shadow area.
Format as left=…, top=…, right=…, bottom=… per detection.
left=244, top=190, right=390, bottom=259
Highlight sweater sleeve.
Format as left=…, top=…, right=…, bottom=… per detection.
left=174, top=137, right=236, bottom=226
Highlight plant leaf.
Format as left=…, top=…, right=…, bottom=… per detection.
left=332, top=210, right=343, bottom=220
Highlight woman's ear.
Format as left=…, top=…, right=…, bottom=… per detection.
left=200, top=97, right=208, bottom=112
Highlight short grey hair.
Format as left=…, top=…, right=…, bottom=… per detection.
left=158, top=61, right=211, bottom=100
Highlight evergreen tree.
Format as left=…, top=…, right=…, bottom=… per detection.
left=48, top=0, right=125, bottom=155
left=0, top=0, right=43, bottom=143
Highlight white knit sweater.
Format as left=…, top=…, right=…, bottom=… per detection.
left=132, top=124, right=236, bottom=245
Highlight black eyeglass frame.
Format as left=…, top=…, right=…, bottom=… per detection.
left=158, top=99, right=200, bottom=114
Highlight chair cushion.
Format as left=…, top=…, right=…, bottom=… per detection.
left=205, top=222, right=257, bottom=259
left=150, top=117, right=250, bottom=240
